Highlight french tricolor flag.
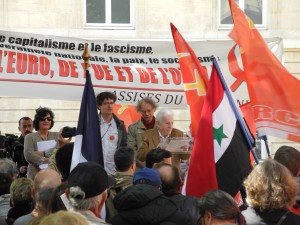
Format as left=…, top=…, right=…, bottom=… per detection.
left=70, top=70, right=103, bottom=171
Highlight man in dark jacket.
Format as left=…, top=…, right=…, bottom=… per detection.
left=96, top=91, right=127, bottom=175
left=110, top=168, right=187, bottom=225
left=106, top=147, right=136, bottom=220
left=155, top=163, right=200, bottom=225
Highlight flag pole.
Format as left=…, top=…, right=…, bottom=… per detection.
left=211, top=56, right=259, bottom=164
left=261, top=135, right=271, bottom=158
left=82, top=43, right=91, bottom=71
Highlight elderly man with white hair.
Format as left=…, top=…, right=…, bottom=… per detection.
left=137, top=109, right=186, bottom=165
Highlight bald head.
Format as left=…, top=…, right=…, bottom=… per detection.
left=155, top=163, right=181, bottom=195
left=156, top=164, right=174, bottom=182
left=34, top=169, right=61, bottom=193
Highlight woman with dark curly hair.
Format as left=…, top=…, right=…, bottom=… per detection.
left=24, top=107, right=70, bottom=179
left=242, top=159, right=300, bottom=225
left=197, top=189, right=246, bottom=225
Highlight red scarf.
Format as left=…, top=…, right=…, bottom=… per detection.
left=141, top=117, right=155, bottom=130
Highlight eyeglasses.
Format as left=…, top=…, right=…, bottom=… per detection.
left=40, top=117, right=53, bottom=122
left=102, top=102, right=114, bottom=106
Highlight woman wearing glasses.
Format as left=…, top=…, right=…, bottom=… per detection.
left=24, top=107, right=70, bottom=179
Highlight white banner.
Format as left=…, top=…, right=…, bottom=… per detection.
left=0, top=31, right=283, bottom=108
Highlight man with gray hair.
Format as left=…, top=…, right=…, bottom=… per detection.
left=0, top=158, right=17, bottom=219
left=127, top=97, right=158, bottom=152
left=0, top=158, right=18, bottom=180
left=137, top=109, right=183, bottom=163
left=128, top=97, right=158, bottom=170
left=66, top=162, right=115, bottom=225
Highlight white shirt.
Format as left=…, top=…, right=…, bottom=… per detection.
left=158, top=130, right=170, bottom=142
left=100, top=116, right=118, bottom=175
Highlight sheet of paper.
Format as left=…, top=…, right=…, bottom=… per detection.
left=157, top=137, right=193, bottom=152
left=166, top=139, right=190, bottom=152
left=37, top=140, right=57, bottom=152
left=39, top=163, right=48, bottom=169
left=60, top=193, right=72, bottom=211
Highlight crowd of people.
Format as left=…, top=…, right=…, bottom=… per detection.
left=0, top=91, right=300, bottom=225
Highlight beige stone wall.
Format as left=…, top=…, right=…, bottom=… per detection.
left=0, top=97, right=80, bottom=136
left=284, top=48, right=300, bottom=79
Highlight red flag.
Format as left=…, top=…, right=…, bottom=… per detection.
left=228, top=0, right=300, bottom=142
left=113, top=104, right=140, bottom=130
left=240, top=102, right=256, bottom=166
left=240, top=102, right=256, bottom=138
left=183, top=65, right=251, bottom=197
left=170, top=23, right=209, bottom=137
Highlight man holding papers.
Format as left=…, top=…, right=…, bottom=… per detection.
left=137, top=109, right=190, bottom=170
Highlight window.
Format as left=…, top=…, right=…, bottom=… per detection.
left=85, top=0, right=134, bottom=29
left=219, top=0, right=267, bottom=29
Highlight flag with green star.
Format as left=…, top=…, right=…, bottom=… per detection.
left=184, top=64, right=252, bottom=198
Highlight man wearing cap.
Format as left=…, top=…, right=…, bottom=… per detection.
left=110, top=168, right=187, bottom=225
left=66, top=162, right=115, bottom=225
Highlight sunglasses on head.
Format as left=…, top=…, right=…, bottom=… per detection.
left=40, top=117, right=53, bottom=122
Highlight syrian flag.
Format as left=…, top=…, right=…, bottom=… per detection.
left=70, top=70, right=103, bottom=171
left=183, top=62, right=252, bottom=198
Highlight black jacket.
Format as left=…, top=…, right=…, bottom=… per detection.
left=110, top=184, right=187, bottom=225
left=242, top=206, right=300, bottom=225
left=166, top=194, right=200, bottom=225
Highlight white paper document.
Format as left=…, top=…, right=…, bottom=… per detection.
left=37, top=140, right=57, bottom=152
left=39, top=163, right=48, bottom=169
left=157, top=137, right=193, bottom=152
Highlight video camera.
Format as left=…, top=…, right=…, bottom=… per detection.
left=61, top=127, right=77, bottom=138
left=0, top=134, right=24, bottom=162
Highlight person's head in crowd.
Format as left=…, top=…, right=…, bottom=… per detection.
left=10, top=177, right=34, bottom=206
left=146, top=147, right=172, bottom=168
left=32, top=188, right=54, bottom=218
left=6, top=178, right=34, bottom=225
left=18, top=117, right=33, bottom=137
left=156, top=109, right=174, bottom=137
left=155, top=163, right=181, bottom=196
left=96, top=91, right=116, bottom=116
left=0, top=172, right=12, bottom=195
left=136, top=97, right=158, bottom=124
left=0, top=158, right=18, bottom=180
left=66, top=162, right=114, bottom=217
left=33, top=107, right=55, bottom=131
left=197, top=190, right=246, bottom=225
left=46, top=182, right=68, bottom=214
left=133, top=168, right=162, bottom=189
left=33, top=169, right=62, bottom=197
left=55, top=142, right=74, bottom=181
left=39, top=211, right=89, bottom=225
left=244, top=159, right=298, bottom=211
left=274, top=145, right=300, bottom=176
left=114, top=147, right=136, bottom=174
left=274, top=145, right=300, bottom=208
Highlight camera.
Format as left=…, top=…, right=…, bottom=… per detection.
left=0, top=134, right=24, bottom=163
left=61, top=127, right=77, bottom=138
left=3, top=134, right=19, bottom=157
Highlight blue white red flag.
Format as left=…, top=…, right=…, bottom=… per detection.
left=70, top=70, right=103, bottom=171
